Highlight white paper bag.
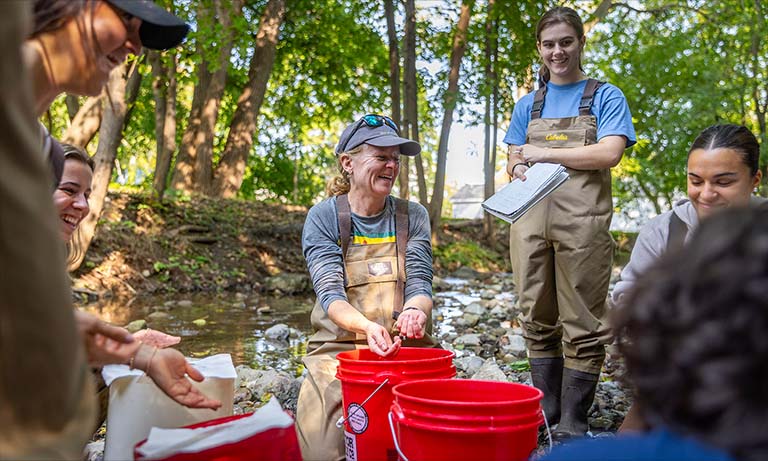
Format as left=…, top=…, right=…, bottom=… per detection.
left=102, top=354, right=236, bottom=461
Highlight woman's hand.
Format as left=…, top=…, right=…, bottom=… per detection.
left=364, top=322, right=401, bottom=357
left=395, top=308, right=427, bottom=340
left=506, top=145, right=529, bottom=181
left=75, top=310, right=137, bottom=367
left=135, top=345, right=223, bottom=410
left=519, top=144, right=551, bottom=165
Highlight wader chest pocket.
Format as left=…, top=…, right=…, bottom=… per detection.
left=528, top=129, right=587, bottom=148
left=345, top=257, right=398, bottom=288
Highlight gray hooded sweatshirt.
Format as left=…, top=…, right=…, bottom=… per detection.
left=610, top=196, right=765, bottom=310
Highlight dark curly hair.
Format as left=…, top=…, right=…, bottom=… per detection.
left=614, top=207, right=768, bottom=461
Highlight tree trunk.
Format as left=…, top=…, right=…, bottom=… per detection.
left=61, top=95, right=103, bottom=149
left=384, top=0, right=407, bottom=199
left=150, top=51, right=178, bottom=199
left=482, top=0, right=497, bottom=241
left=65, top=95, right=80, bottom=121
left=403, top=0, right=428, bottom=206
left=428, top=0, right=473, bottom=238
left=212, top=0, right=285, bottom=198
left=69, top=63, right=135, bottom=269
left=171, top=0, right=242, bottom=195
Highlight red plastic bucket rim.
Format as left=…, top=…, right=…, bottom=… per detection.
left=390, top=406, right=544, bottom=434
left=336, top=347, right=455, bottom=367
left=392, top=378, right=543, bottom=409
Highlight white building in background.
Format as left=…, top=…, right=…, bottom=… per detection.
left=449, top=184, right=486, bottom=219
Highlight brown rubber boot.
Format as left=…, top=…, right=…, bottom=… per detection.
left=552, top=368, right=599, bottom=440
left=529, top=357, right=564, bottom=426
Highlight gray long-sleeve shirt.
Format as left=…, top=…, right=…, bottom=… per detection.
left=302, top=195, right=433, bottom=312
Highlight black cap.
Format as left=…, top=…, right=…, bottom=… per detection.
left=106, top=0, right=190, bottom=50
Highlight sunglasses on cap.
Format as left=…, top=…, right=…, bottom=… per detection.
left=338, top=114, right=400, bottom=153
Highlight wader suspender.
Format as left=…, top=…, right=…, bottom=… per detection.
left=337, top=194, right=409, bottom=320
left=530, top=78, right=604, bottom=120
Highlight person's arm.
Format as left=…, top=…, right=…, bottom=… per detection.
left=610, top=216, right=668, bottom=310
left=516, top=135, right=627, bottom=170
left=303, top=199, right=348, bottom=312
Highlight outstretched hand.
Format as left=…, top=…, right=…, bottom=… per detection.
left=75, top=310, right=137, bottom=367
left=144, top=347, right=222, bottom=410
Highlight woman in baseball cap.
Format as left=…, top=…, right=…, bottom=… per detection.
left=296, top=115, right=439, bottom=460
left=27, top=0, right=190, bottom=111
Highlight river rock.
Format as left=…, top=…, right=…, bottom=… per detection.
left=177, top=300, right=193, bottom=308
left=265, top=323, right=290, bottom=341
left=451, top=266, right=482, bottom=280
left=237, top=367, right=301, bottom=412
left=432, top=276, right=452, bottom=291
left=490, top=305, right=509, bottom=319
left=454, top=356, right=485, bottom=377
left=464, top=302, right=485, bottom=315
left=462, top=313, right=480, bottom=327
left=470, top=358, right=507, bottom=382
left=233, top=387, right=253, bottom=404
left=124, top=319, right=146, bottom=333
left=264, top=273, right=310, bottom=294
left=147, top=311, right=170, bottom=321
left=499, top=334, right=527, bottom=358
left=83, top=441, right=104, bottom=461
left=454, top=334, right=482, bottom=347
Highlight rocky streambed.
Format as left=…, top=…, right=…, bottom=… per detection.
left=84, top=268, right=631, bottom=460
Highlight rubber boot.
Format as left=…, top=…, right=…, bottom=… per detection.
left=529, top=357, right=563, bottom=426
left=553, top=368, right=599, bottom=440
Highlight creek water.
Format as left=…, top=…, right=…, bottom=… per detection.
left=81, top=277, right=479, bottom=376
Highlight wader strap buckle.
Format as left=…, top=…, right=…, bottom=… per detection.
left=578, top=79, right=604, bottom=116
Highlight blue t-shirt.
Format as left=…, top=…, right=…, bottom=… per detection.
left=540, top=429, right=734, bottom=461
left=503, top=79, right=636, bottom=148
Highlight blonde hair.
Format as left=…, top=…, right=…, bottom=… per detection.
left=326, top=145, right=364, bottom=197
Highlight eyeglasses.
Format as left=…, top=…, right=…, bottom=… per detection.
left=338, top=114, right=400, bottom=153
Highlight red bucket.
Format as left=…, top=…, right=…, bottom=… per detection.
left=389, top=379, right=543, bottom=461
left=336, top=347, right=455, bottom=461
left=133, top=413, right=301, bottom=461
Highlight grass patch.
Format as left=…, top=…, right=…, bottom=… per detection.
left=434, top=240, right=506, bottom=273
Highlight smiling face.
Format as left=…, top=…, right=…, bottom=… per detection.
left=341, top=144, right=401, bottom=199
left=536, top=22, right=585, bottom=84
left=687, top=147, right=762, bottom=220
left=65, top=1, right=143, bottom=95
left=53, top=158, right=93, bottom=242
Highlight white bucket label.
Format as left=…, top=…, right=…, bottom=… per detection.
left=344, top=430, right=358, bottom=461
left=347, top=403, right=369, bottom=434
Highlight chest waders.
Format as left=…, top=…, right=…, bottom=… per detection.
left=510, top=79, right=613, bottom=439
left=295, top=195, right=437, bottom=461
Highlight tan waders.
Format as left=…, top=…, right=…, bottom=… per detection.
left=511, top=79, right=613, bottom=438
left=296, top=195, right=437, bottom=461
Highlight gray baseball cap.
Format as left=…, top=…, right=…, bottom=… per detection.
left=106, top=0, right=190, bottom=50
left=335, top=115, right=421, bottom=156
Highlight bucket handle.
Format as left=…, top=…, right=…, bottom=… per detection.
left=542, top=407, right=553, bottom=451
left=335, top=378, right=390, bottom=429
left=388, top=408, right=410, bottom=461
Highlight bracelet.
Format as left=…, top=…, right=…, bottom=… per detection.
left=403, top=306, right=420, bottom=313
left=145, top=346, right=159, bottom=376
left=128, top=341, right=142, bottom=370
left=512, top=162, right=529, bottom=173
